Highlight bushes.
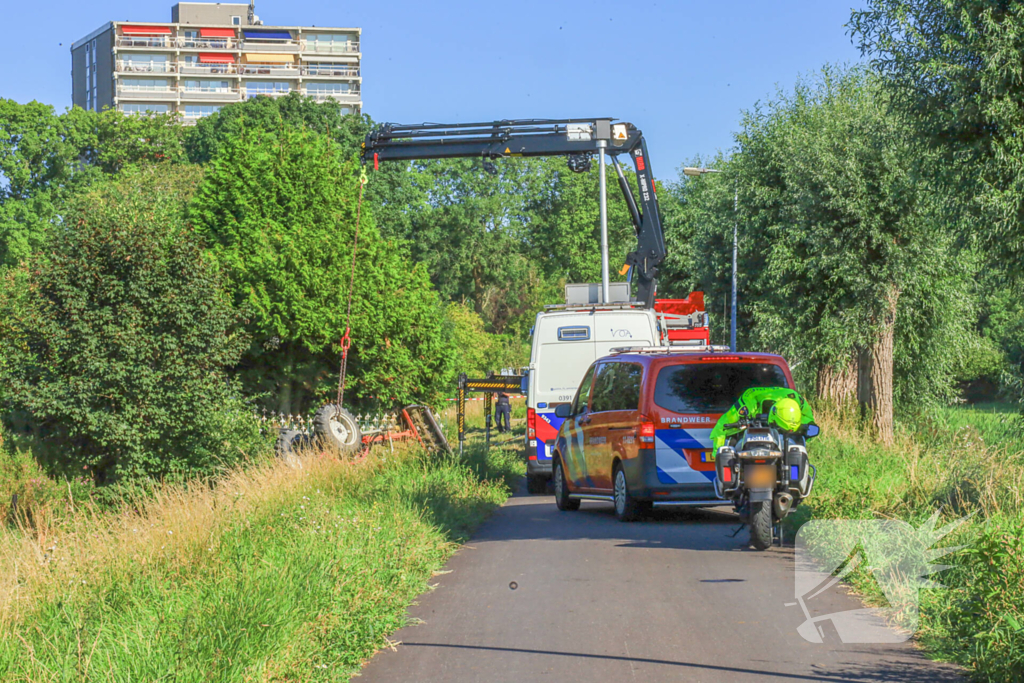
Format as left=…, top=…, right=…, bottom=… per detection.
left=799, top=407, right=1024, bottom=681
left=189, top=124, right=457, bottom=414
left=0, top=165, right=265, bottom=484
left=0, top=434, right=521, bottom=681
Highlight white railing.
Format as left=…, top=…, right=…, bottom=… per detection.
left=116, top=36, right=174, bottom=48
left=117, top=61, right=176, bottom=73
left=240, top=40, right=300, bottom=52
left=301, top=41, right=360, bottom=54
left=239, top=63, right=299, bottom=75
left=179, top=38, right=236, bottom=50
left=243, top=89, right=292, bottom=99
left=118, top=85, right=175, bottom=92
left=179, top=63, right=238, bottom=75
left=180, top=88, right=241, bottom=99
left=300, top=65, right=360, bottom=77
left=303, top=91, right=360, bottom=102
left=116, top=86, right=176, bottom=99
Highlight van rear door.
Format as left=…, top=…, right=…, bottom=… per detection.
left=649, top=360, right=792, bottom=495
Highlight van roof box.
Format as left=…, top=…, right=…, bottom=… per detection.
left=565, top=282, right=631, bottom=305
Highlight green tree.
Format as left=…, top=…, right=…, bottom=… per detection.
left=851, top=0, right=1024, bottom=265
left=664, top=67, right=979, bottom=442
left=183, top=93, right=419, bottom=243
left=0, top=100, right=185, bottom=268
left=189, top=123, right=455, bottom=414
left=0, top=164, right=257, bottom=484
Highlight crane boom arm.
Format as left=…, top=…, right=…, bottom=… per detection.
left=362, top=118, right=667, bottom=307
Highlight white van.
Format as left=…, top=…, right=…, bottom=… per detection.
left=524, top=288, right=709, bottom=493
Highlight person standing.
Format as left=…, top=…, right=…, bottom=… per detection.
left=495, top=391, right=511, bottom=433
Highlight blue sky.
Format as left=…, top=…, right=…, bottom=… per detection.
left=0, top=0, right=866, bottom=176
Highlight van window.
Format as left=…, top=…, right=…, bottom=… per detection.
left=558, top=326, right=590, bottom=341
left=572, top=364, right=597, bottom=414
left=590, top=362, right=643, bottom=413
left=654, top=363, right=789, bottom=414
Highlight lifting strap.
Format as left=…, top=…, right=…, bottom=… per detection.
left=336, top=166, right=369, bottom=407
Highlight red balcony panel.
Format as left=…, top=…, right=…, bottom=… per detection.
left=200, top=28, right=235, bottom=38
left=121, top=25, right=172, bottom=34
left=199, top=53, right=235, bottom=63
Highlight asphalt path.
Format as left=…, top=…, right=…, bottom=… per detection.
left=357, top=484, right=963, bottom=683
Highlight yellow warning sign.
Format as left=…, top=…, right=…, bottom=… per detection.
left=505, top=147, right=511, bottom=154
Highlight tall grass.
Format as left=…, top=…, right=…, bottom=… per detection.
left=0, top=409, right=522, bottom=681
left=797, top=405, right=1024, bottom=682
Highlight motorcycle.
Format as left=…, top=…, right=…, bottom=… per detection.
left=714, top=415, right=819, bottom=550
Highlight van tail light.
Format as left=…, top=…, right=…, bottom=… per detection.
left=527, top=408, right=537, bottom=440
left=639, top=418, right=655, bottom=449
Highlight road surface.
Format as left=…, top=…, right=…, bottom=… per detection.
left=358, top=486, right=962, bottom=682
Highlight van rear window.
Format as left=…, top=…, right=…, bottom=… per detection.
left=653, top=363, right=789, bottom=414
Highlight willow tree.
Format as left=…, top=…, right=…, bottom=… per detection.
left=741, top=67, right=974, bottom=441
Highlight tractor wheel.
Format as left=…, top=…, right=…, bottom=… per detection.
left=313, top=404, right=363, bottom=456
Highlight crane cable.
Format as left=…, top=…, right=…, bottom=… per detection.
left=336, top=166, right=369, bottom=408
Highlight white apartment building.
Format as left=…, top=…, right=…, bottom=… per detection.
left=71, top=2, right=361, bottom=121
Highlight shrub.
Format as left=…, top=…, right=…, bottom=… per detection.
left=0, top=165, right=264, bottom=484
left=189, top=124, right=457, bottom=414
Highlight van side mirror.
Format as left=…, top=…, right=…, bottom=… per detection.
left=554, top=403, right=572, bottom=419
left=805, top=424, right=820, bottom=439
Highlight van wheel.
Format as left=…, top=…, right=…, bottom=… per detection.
left=526, top=473, right=548, bottom=495
left=553, top=457, right=579, bottom=511
left=613, top=466, right=641, bottom=522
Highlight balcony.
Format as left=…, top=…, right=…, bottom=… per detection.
left=116, top=36, right=174, bottom=49
left=302, top=90, right=361, bottom=104
left=117, top=85, right=176, bottom=99
left=117, top=60, right=175, bottom=74
left=242, top=89, right=293, bottom=99
left=241, top=40, right=300, bottom=52
left=179, top=37, right=237, bottom=50
left=180, top=87, right=242, bottom=102
left=179, top=63, right=238, bottom=75
left=300, top=64, right=360, bottom=78
left=240, top=63, right=299, bottom=77
left=301, top=40, right=360, bottom=54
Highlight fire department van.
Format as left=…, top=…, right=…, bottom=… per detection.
left=549, top=348, right=797, bottom=520
left=524, top=285, right=708, bottom=493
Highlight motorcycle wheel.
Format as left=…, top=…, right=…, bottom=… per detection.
left=750, top=500, right=774, bottom=550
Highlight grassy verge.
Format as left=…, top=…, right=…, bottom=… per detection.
left=0, top=408, right=523, bottom=681
left=793, top=406, right=1024, bottom=682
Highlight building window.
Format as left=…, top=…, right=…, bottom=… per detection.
left=184, top=105, right=221, bottom=118
left=86, top=92, right=92, bottom=110
left=244, top=81, right=291, bottom=97
left=183, top=79, right=231, bottom=92
left=121, top=78, right=170, bottom=91
left=85, top=49, right=91, bottom=68
left=121, top=54, right=170, bottom=73
left=305, top=33, right=354, bottom=53
left=303, top=62, right=356, bottom=76
left=231, top=16, right=241, bottom=25
left=122, top=103, right=170, bottom=115
left=305, top=81, right=350, bottom=95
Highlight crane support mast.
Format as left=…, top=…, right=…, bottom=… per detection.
left=362, top=118, right=667, bottom=308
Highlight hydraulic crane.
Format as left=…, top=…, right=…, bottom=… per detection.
left=362, top=118, right=668, bottom=308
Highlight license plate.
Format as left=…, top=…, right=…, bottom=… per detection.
left=746, top=464, right=776, bottom=488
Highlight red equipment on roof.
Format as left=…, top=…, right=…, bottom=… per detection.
left=654, top=292, right=710, bottom=344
